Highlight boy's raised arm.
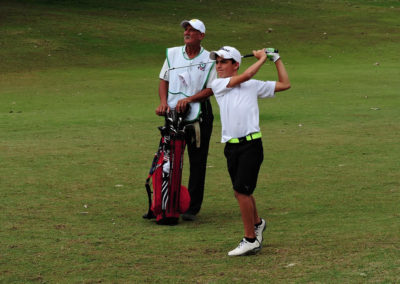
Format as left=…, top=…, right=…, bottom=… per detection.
left=227, top=49, right=268, bottom=88
left=273, top=57, right=291, bottom=92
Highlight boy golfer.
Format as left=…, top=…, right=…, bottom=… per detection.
left=209, top=46, right=290, bottom=256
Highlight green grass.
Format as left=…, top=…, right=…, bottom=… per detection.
left=1, top=0, right=400, bottom=282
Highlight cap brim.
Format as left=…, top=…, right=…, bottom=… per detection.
left=209, top=51, right=219, bottom=60
left=210, top=50, right=233, bottom=60
left=180, top=20, right=190, bottom=29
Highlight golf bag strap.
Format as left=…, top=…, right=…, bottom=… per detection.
left=143, top=177, right=155, bottom=219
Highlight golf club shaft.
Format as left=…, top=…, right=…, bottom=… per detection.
left=242, top=49, right=279, bottom=58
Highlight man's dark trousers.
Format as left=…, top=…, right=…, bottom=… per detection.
left=185, top=99, right=213, bottom=215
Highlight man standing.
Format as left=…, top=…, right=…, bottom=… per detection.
left=156, top=19, right=216, bottom=221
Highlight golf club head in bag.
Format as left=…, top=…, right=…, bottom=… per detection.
left=166, top=105, right=190, bottom=134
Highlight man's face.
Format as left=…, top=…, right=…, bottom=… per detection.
left=183, top=25, right=204, bottom=45
left=215, top=57, right=239, bottom=78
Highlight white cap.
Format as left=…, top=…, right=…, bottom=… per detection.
left=180, top=19, right=206, bottom=34
left=209, top=46, right=242, bottom=66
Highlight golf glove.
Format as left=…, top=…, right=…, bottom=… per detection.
left=266, top=48, right=280, bottom=63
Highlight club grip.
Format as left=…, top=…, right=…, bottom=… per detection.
left=242, top=49, right=279, bottom=58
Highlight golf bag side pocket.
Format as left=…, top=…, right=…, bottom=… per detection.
left=150, top=151, right=165, bottom=216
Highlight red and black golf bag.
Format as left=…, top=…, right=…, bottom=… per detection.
left=143, top=109, right=190, bottom=225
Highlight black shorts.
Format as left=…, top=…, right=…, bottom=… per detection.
left=224, top=139, right=264, bottom=195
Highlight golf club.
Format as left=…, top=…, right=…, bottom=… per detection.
left=164, top=48, right=280, bottom=77
left=242, top=48, right=279, bottom=58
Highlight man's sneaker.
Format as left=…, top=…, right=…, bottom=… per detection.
left=228, top=238, right=261, bottom=256
left=255, top=218, right=267, bottom=245
left=182, top=213, right=196, bottom=221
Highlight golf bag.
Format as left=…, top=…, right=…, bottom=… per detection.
left=143, top=109, right=190, bottom=225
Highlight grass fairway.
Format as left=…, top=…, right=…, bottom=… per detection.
left=1, top=0, right=400, bottom=282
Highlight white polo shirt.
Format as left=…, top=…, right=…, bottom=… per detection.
left=211, top=78, right=276, bottom=143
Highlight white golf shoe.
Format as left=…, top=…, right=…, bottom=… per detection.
left=228, top=238, right=261, bottom=256
left=255, top=218, right=267, bottom=245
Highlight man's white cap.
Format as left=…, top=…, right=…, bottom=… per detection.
left=209, top=46, right=242, bottom=66
left=180, top=19, right=206, bottom=34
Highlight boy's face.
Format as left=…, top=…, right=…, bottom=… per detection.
left=215, top=56, right=239, bottom=78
